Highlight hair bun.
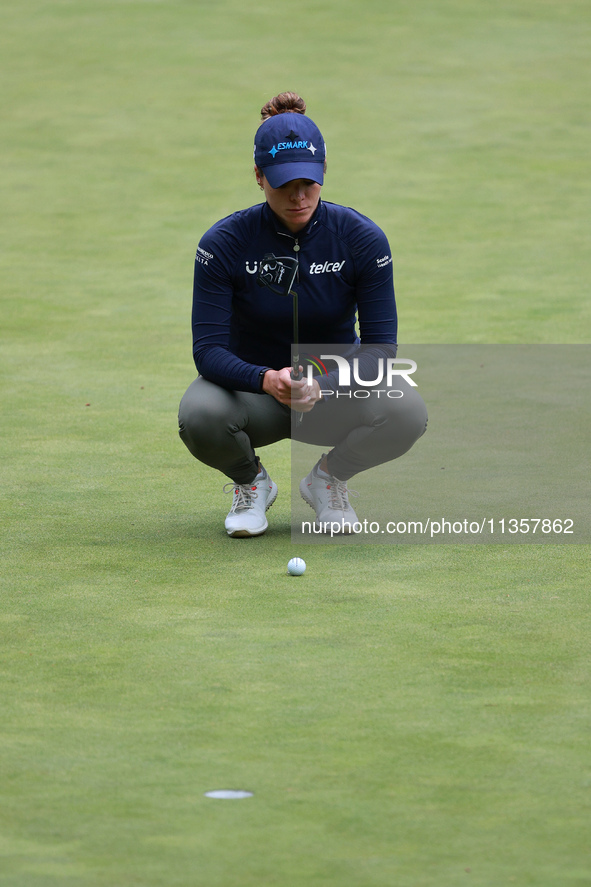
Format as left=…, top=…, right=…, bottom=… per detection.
left=260, top=92, right=306, bottom=120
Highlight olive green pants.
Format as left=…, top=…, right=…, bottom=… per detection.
left=178, top=375, right=427, bottom=485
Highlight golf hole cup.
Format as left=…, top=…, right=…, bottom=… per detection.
left=287, top=557, right=306, bottom=576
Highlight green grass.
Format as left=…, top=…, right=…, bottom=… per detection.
left=1, top=0, right=590, bottom=885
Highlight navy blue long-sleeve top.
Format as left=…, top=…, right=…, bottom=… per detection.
left=192, top=199, right=397, bottom=392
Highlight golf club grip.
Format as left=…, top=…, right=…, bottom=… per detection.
left=291, top=289, right=300, bottom=380
left=291, top=362, right=304, bottom=426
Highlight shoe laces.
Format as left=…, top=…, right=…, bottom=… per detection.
left=326, top=477, right=358, bottom=511
left=223, top=482, right=259, bottom=512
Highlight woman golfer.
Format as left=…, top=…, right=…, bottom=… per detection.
left=179, top=92, right=427, bottom=536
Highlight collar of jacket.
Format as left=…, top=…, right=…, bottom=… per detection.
left=262, top=199, right=325, bottom=240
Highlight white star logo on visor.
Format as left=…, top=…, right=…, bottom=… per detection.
left=307, top=142, right=317, bottom=155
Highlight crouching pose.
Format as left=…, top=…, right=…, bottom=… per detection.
left=179, top=92, right=427, bottom=537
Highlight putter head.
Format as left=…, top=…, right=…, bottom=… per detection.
left=257, top=253, right=298, bottom=297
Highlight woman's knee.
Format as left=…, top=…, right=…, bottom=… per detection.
left=372, top=387, right=427, bottom=434
left=369, top=388, right=428, bottom=457
left=178, top=378, right=242, bottom=449
left=404, top=390, right=428, bottom=440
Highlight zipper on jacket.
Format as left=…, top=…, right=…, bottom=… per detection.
left=276, top=230, right=301, bottom=279
left=293, top=238, right=300, bottom=281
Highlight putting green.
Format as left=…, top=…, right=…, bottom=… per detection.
left=1, top=1, right=589, bottom=885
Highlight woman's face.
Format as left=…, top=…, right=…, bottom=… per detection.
left=257, top=172, right=322, bottom=233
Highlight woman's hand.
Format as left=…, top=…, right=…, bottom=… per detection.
left=262, top=367, right=322, bottom=412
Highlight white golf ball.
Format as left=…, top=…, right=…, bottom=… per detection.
left=287, top=557, right=306, bottom=576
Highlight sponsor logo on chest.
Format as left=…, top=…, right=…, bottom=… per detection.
left=309, top=260, right=346, bottom=275
left=245, top=259, right=346, bottom=275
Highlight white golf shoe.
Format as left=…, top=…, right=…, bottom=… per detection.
left=223, top=465, right=278, bottom=538
left=299, top=456, right=359, bottom=534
